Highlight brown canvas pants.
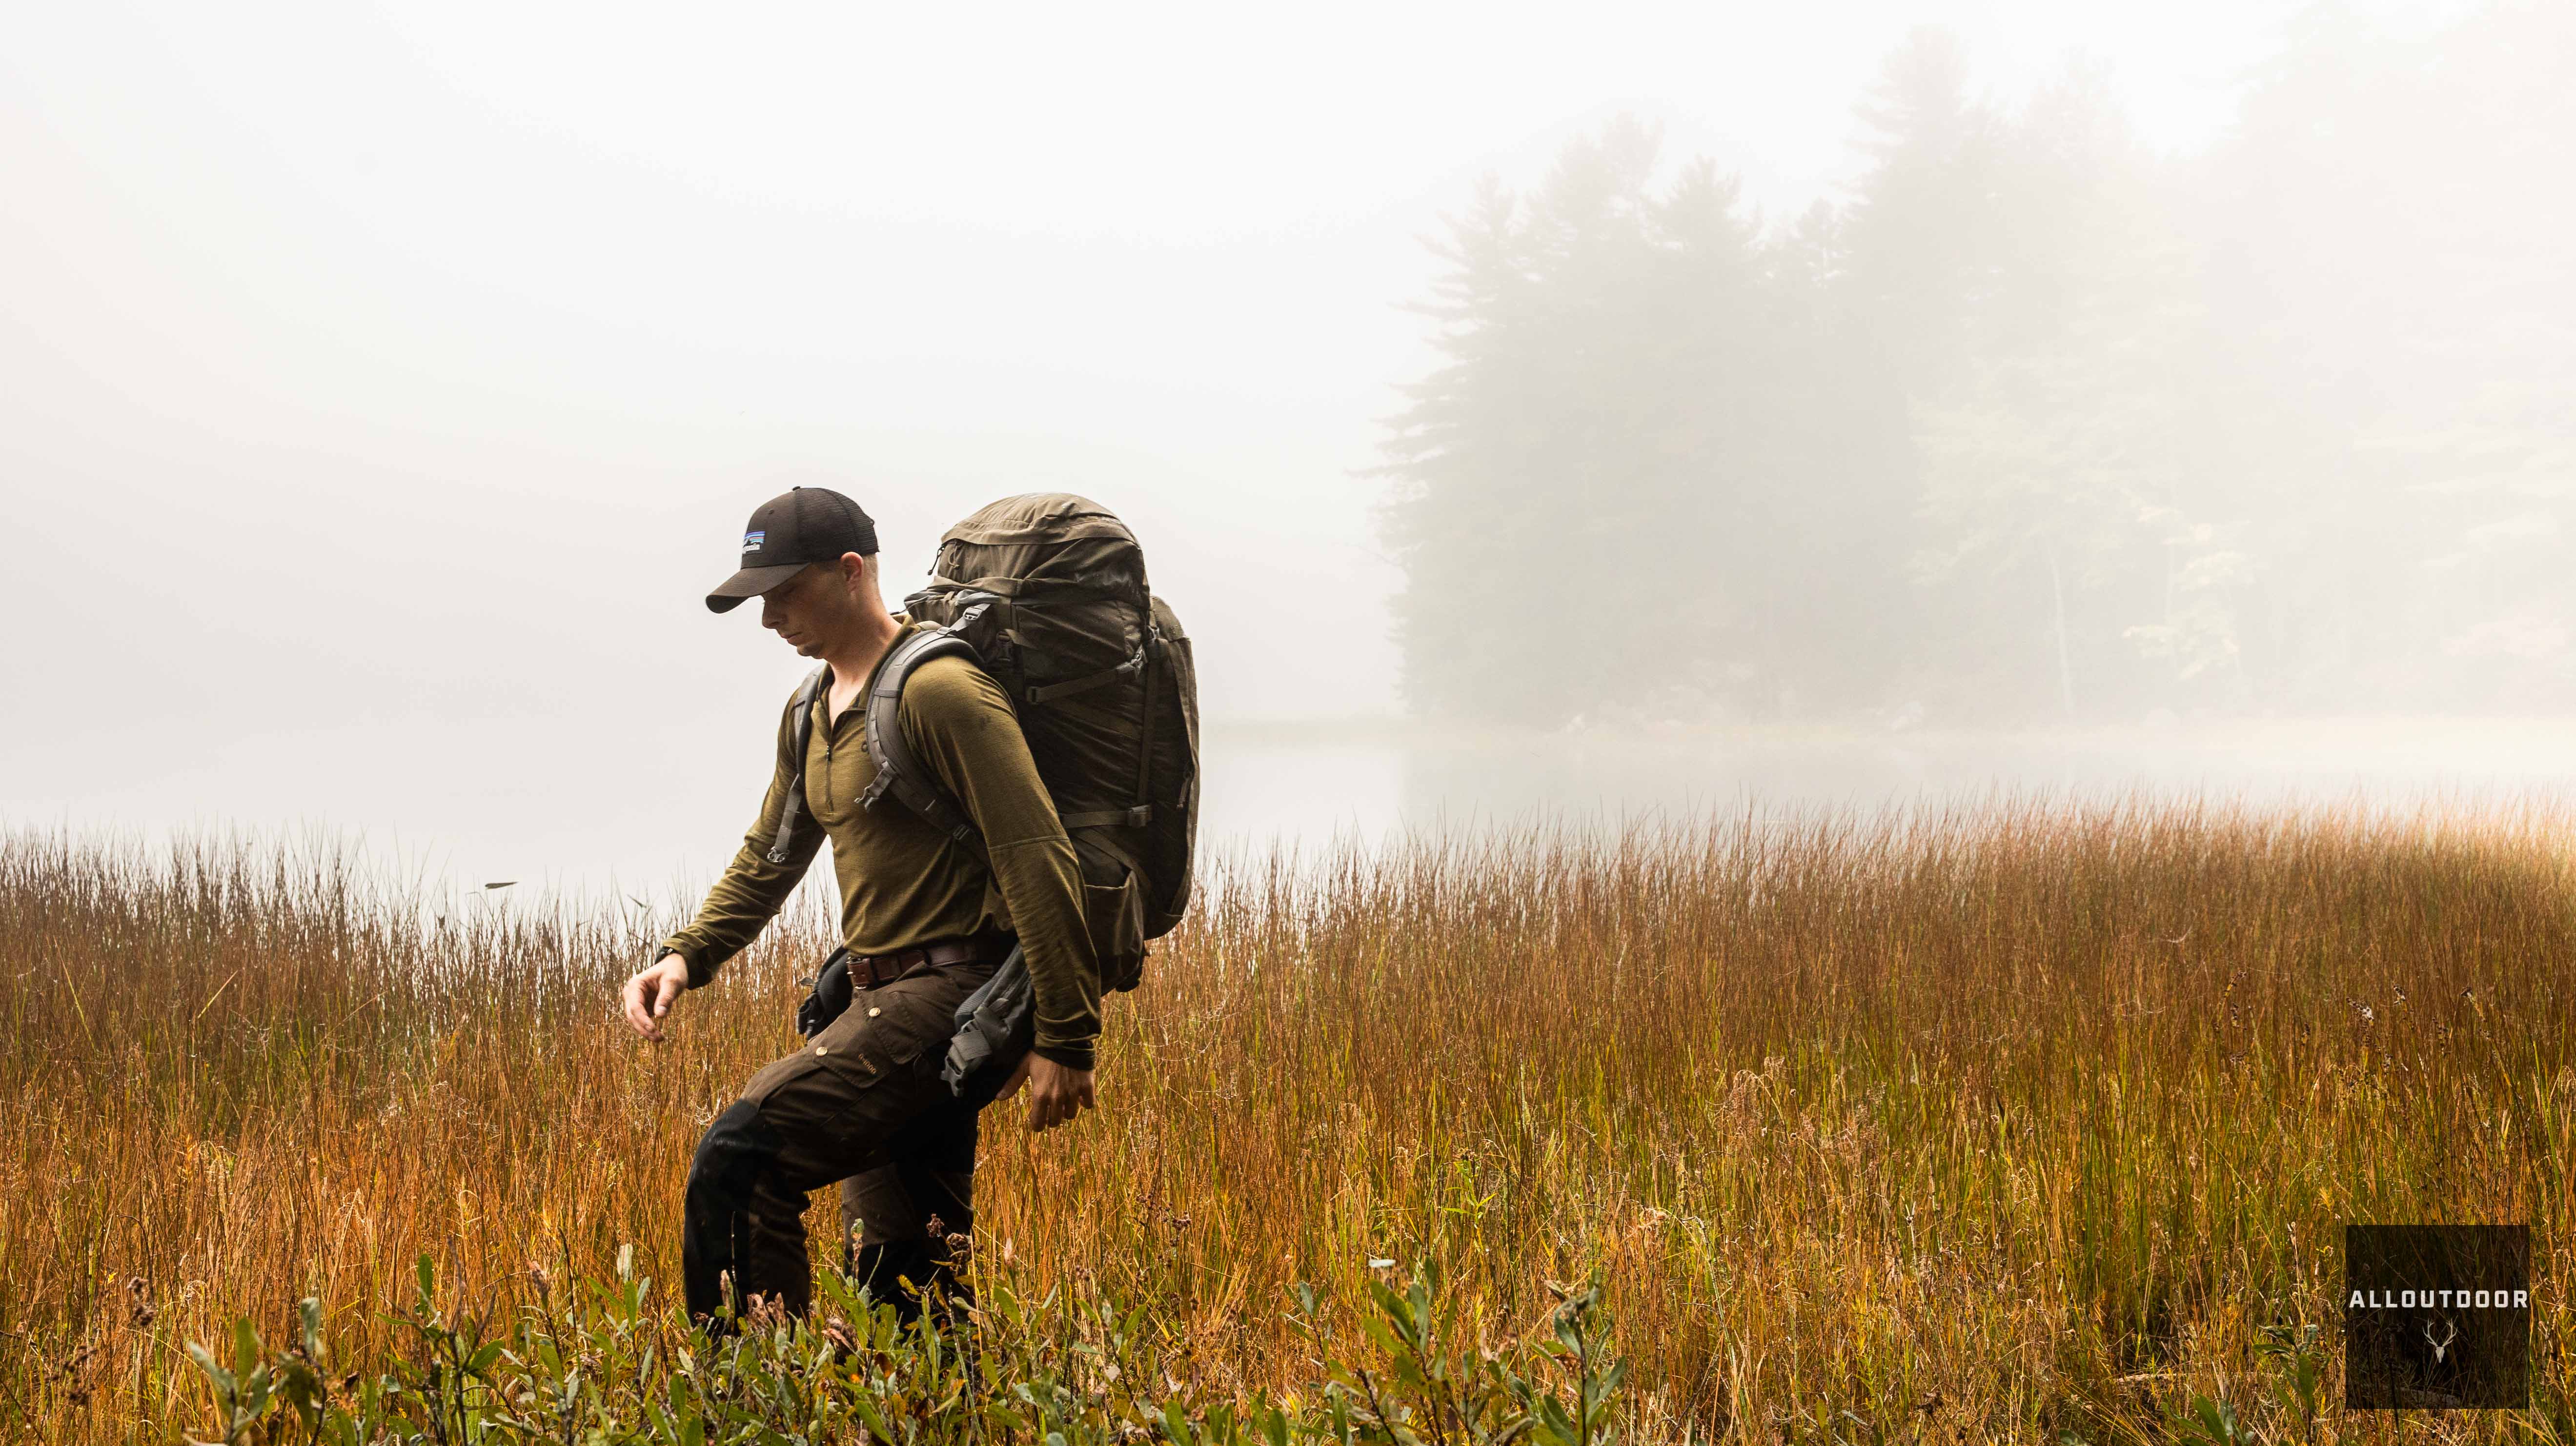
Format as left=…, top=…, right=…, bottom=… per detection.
left=682, top=951, right=1003, bottom=1326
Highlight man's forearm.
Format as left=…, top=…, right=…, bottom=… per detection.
left=984, top=834, right=1103, bottom=1069
left=659, top=834, right=808, bottom=987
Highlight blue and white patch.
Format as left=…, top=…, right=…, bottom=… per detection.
left=742, top=530, right=766, bottom=554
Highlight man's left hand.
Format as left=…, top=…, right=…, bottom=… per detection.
left=997, top=1053, right=1096, bottom=1133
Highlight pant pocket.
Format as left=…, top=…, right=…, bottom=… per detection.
left=828, top=962, right=1000, bottom=1075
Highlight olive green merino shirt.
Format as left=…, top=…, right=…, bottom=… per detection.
left=659, top=621, right=1103, bottom=1070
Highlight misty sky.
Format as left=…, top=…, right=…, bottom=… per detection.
left=0, top=0, right=2496, bottom=892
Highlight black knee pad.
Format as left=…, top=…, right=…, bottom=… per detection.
left=682, top=1099, right=787, bottom=1323
left=687, top=1099, right=785, bottom=1208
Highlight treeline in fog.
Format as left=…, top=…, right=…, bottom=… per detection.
left=1376, top=5, right=2573, bottom=729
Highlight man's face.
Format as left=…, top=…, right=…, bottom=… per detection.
left=757, top=558, right=860, bottom=657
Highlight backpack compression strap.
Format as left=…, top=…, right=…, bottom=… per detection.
left=856, top=626, right=995, bottom=867
left=763, top=665, right=834, bottom=866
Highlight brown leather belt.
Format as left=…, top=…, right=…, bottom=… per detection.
left=845, top=931, right=1011, bottom=991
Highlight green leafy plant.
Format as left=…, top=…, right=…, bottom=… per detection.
left=1286, top=1262, right=1626, bottom=1446
left=183, top=1252, right=1630, bottom=1446
left=2249, top=1322, right=2325, bottom=1445
left=2161, top=1392, right=2251, bottom=1446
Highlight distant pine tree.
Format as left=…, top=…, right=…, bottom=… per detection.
left=1375, top=117, right=1914, bottom=726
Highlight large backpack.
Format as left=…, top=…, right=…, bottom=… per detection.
left=771, top=493, right=1198, bottom=993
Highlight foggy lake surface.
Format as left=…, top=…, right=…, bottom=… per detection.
left=13, top=714, right=2570, bottom=919
left=1209, top=716, right=2576, bottom=856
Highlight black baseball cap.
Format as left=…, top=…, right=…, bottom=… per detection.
left=704, top=486, right=879, bottom=613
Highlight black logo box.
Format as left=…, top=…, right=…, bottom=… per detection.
left=2345, top=1224, right=2530, bottom=1410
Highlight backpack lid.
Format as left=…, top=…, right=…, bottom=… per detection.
left=940, top=493, right=1134, bottom=549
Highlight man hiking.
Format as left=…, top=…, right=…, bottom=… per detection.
left=617, top=484, right=1102, bottom=1330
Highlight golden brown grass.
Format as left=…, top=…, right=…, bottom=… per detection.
left=3, top=790, right=2571, bottom=1442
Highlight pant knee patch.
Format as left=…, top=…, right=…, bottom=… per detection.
left=689, top=1099, right=787, bottom=1205
left=683, top=1099, right=791, bottom=1321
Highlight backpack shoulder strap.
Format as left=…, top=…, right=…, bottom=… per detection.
left=857, top=628, right=994, bottom=866
left=761, top=665, right=832, bottom=866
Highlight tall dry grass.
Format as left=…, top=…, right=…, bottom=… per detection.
left=2, top=790, right=2571, bottom=1442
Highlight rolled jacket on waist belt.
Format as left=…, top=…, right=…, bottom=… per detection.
left=794, top=948, right=855, bottom=1039
left=942, top=942, right=1034, bottom=1106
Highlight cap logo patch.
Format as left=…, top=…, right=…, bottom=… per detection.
left=742, top=530, right=766, bottom=554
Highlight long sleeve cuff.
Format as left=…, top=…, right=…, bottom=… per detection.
left=1033, top=1039, right=1096, bottom=1072
left=657, top=942, right=712, bottom=990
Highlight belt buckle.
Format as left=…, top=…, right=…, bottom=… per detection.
left=862, top=949, right=916, bottom=989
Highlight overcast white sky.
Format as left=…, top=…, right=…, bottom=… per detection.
left=0, top=0, right=2482, bottom=891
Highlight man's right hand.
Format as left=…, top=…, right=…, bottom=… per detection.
left=621, top=954, right=692, bottom=1040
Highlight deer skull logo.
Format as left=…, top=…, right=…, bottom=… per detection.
left=2424, top=1315, right=2458, bottom=1366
